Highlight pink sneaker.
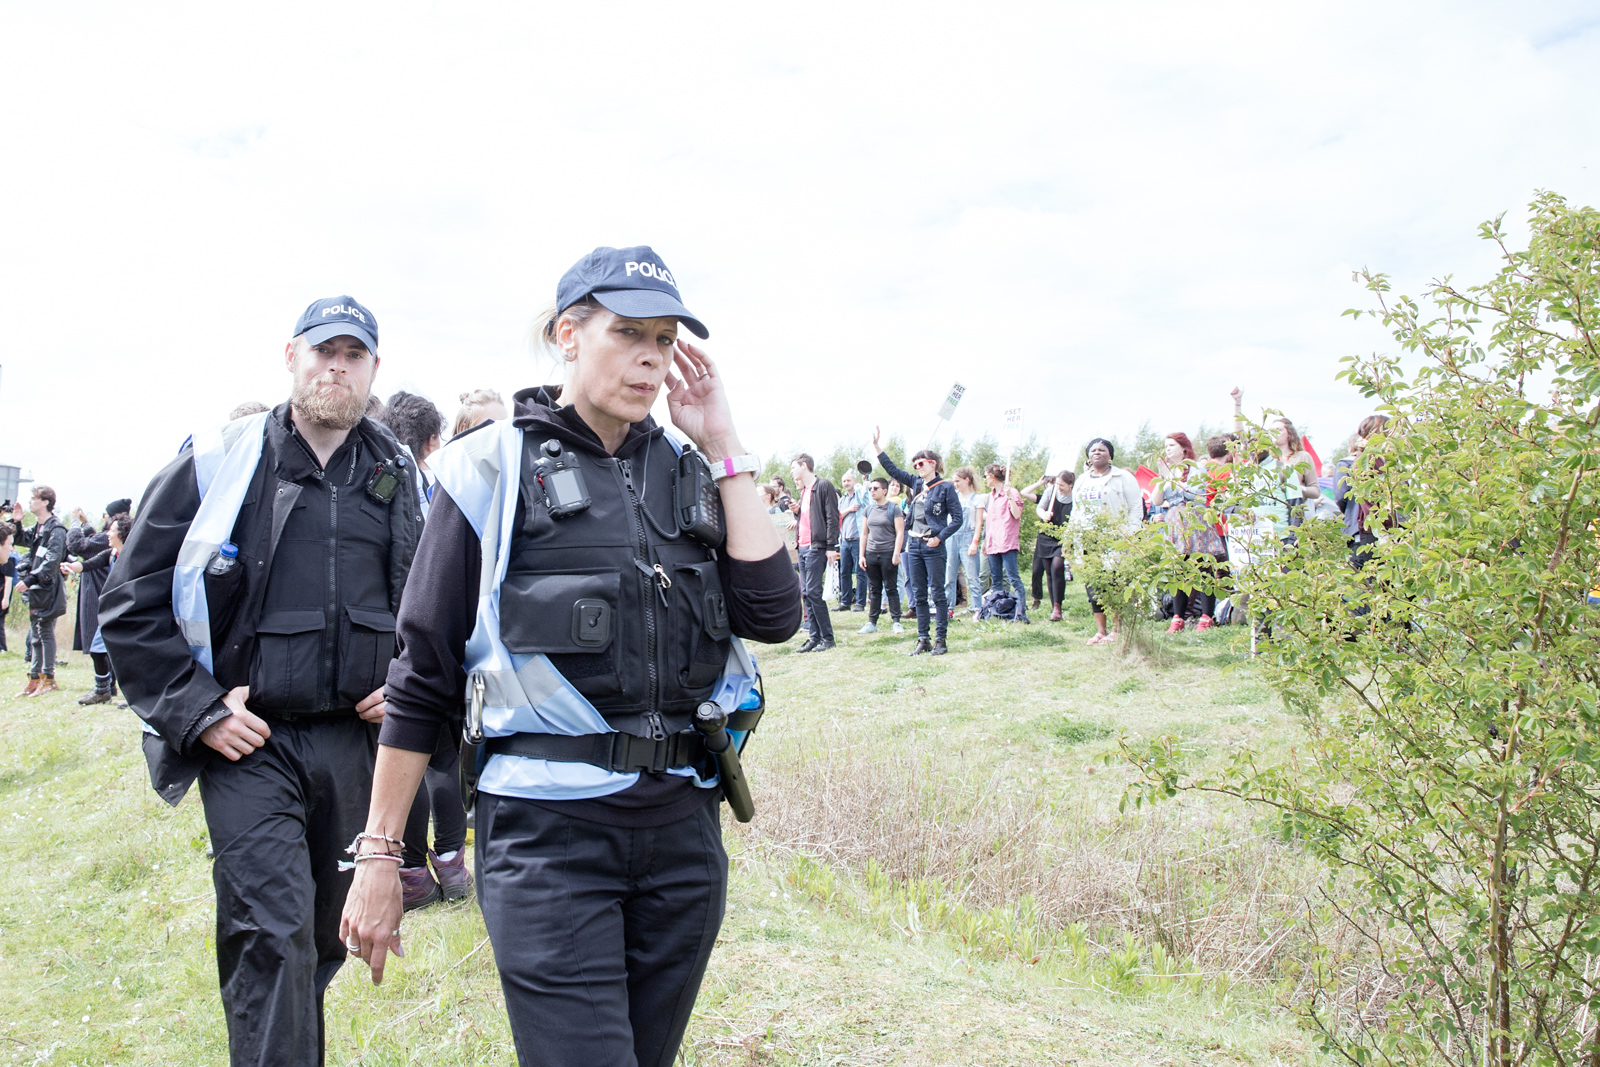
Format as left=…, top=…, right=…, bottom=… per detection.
left=1166, top=617, right=1186, bottom=634
left=1195, top=615, right=1215, bottom=633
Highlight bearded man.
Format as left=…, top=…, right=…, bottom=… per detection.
left=100, top=296, right=421, bottom=1066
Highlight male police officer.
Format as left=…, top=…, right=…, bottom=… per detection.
left=100, top=296, right=421, bottom=1066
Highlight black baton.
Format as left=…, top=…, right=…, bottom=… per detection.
left=695, top=701, right=755, bottom=823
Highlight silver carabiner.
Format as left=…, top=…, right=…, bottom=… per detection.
left=466, top=671, right=486, bottom=745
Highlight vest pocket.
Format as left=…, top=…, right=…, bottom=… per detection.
left=500, top=570, right=622, bottom=698
left=249, top=610, right=325, bottom=712
left=338, top=606, right=397, bottom=707
left=670, top=561, right=732, bottom=696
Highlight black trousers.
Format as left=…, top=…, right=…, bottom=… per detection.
left=903, top=545, right=949, bottom=639
left=477, top=793, right=727, bottom=1067
left=797, top=546, right=833, bottom=641
left=199, top=716, right=377, bottom=1067
left=864, top=550, right=901, bottom=622
left=402, top=730, right=467, bottom=867
left=1030, top=538, right=1049, bottom=601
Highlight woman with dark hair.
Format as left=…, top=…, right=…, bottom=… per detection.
left=1070, top=438, right=1143, bottom=645
left=856, top=476, right=906, bottom=634
left=873, top=427, right=962, bottom=655
left=978, top=463, right=1028, bottom=622
left=63, top=499, right=132, bottom=704
left=78, top=513, right=134, bottom=706
left=1029, top=471, right=1074, bottom=621
left=342, top=245, right=800, bottom=1066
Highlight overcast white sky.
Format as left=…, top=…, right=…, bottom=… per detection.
left=2, top=2, right=1598, bottom=511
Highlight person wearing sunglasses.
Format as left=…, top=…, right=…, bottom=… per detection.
left=872, top=427, right=963, bottom=655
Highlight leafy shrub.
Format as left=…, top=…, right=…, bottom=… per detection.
left=1125, top=192, right=1600, bottom=1067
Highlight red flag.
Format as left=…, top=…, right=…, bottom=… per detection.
left=1301, top=435, right=1323, bottom=478
left=1134, top=465, right=1157, bottom=500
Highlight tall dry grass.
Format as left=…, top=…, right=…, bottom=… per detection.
left=734, top=725, right=1349, bottom=987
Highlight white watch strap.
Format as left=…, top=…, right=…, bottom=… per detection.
left=710, top=453, right=761, bottom=480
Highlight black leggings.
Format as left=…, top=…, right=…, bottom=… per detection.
left=401, top=733, right=468, bottom=868
left=864, top=551, right=902, bottom=623
left=90, top=651, right=117, bottom=690
left=1172, top=555, right=1224, bottom=620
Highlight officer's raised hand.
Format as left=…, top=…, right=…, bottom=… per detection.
left=665, top=340, right=740, bottom=458
left=356, top=686, right=387, bottom=724
left=199, top=686, right=271, bottom=761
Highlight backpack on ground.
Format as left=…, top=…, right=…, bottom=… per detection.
left=976, top=587, right=1019, bottom=621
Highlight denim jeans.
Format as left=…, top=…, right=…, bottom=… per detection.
left=987, top=550, right=1027, bottom=620
left=945, top=523, right=973, bottom=606
left=904, top=546, right=949, bottom=640
left=28, top=616, right=57, bottom=676
left=838, top=538, right=867, bottom=608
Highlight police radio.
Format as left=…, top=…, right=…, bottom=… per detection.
left=533, top=439, right=592, bottom=517
left=676, top=447, right=725, bottom=548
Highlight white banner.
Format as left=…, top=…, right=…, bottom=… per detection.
left=1003, top=406, right=1025, bottom=449
left=935, top=381, right=967, bottom=422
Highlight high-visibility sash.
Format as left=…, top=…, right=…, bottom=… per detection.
left=139, top=411, right=271, bottom=740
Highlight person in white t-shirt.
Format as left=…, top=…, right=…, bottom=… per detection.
left=1070, top=438, right=1143, bottom=645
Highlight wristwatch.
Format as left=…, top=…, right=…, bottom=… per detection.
left=710, top=454, right=761, bottom=481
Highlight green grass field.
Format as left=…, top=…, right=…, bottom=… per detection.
left=0, top=594, right=1336, bottom=1066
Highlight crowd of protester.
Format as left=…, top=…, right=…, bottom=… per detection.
left=759, top=386, right=1389, bottom=652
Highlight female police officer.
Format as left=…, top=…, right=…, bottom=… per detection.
left=341, top=246, right=800, bottom=1065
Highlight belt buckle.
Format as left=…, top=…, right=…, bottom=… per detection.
left=608, top=731, right=669, bottom=774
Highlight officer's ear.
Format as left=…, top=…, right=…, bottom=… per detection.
left=284, top=341, right=297, bottom=374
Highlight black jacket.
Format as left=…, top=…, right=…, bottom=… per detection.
left=799, top=476, right=841, bottom=552
left=379, top=389, right=803, bottom=826
left=100, top=404, right=422, bottom=805
left=19, top=514, right=68, bottom=620
left=67, top=524, right=112, bottom=650
left=877, top=451, right=963, bottom=545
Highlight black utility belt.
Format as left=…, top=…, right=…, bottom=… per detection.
left=486, top=731, right=704, bottom=774
left=484, top=709, right=764, bottom=775
left=253, top=708, right=362, bottom=723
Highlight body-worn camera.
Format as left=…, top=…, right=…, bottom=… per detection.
left=675, top=447, right=726, bottom=548
left=533, top=439, right=592, bottom=518
left=366, top=458, right=403, bottom=505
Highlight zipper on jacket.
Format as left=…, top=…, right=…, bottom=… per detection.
left=618, top=458, right=659, bottom=716
left=324, top=482, right=338, bottom=711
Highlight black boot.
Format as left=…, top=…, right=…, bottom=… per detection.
left=909, top=637, right=931, bottom=656
left=931, top=637, right=947, bottom=656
